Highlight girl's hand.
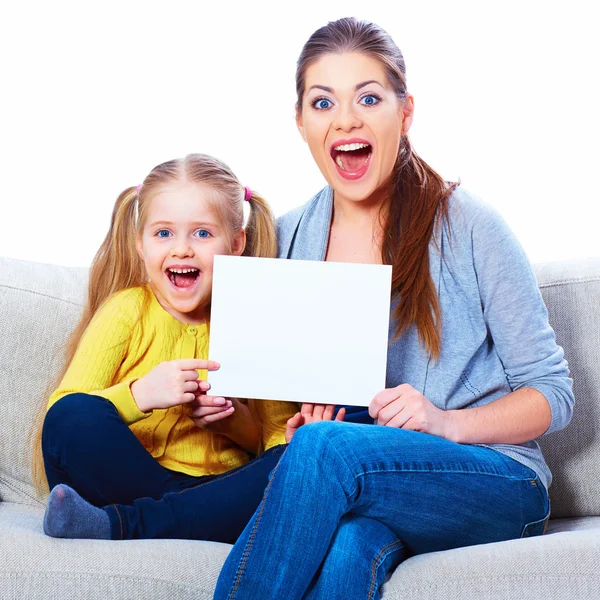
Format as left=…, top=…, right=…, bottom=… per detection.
left=285, top=403, right=346, bottom=443
left=368, top=384, right=452, bottom=439
left=131, top=359, right=220, bottom=413
left=187, top=393, right=236, bottom=430
left=188, top=395, right=261, bottom=453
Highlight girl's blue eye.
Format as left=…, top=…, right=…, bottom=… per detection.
left=360, top=95, right=380, bottom=106
left=313, top=98, right=332, bottom=110
left=157, top=230, right=171, bottom=238
left=194, top=229, right=211, bottom=239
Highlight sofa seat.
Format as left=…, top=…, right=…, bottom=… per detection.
left=3, top=500, right=599, bottom=599
left=0, top=501, right=229, bottom=599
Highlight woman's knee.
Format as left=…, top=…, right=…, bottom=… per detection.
left=289, top=420, right=354, bottom=459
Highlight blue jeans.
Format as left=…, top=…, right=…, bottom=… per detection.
left=214, top=421, right=550, bottom=600
left=42, top=393, right=286, bottom=542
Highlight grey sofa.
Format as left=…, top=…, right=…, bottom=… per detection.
left=1, top=255, right=599, bottom=599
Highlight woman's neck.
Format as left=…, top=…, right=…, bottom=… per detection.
left=331, top=188, right=388, bottom=229
left=326, top=189, right=389, bottom=265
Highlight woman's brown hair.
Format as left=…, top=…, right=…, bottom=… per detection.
left=296, top=17, right=458, bottom=359
left=32, top=153, right=276, bottom=493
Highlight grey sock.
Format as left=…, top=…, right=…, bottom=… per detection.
left=44, top=484, right=111, bottom=540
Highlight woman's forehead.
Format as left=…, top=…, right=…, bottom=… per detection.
left=304, top=52, right=389, bottom=93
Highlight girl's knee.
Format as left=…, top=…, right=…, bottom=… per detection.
left=44, top=393, right=110, bottom=435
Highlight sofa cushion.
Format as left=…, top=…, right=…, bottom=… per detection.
left=0, top=257, right=87, bottom=505
left=381, top=515, right=600, bottom=599
left=534, top=258, right=600, bottom=518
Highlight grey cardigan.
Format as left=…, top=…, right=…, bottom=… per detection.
left=276, top=185, right=574, bottom=490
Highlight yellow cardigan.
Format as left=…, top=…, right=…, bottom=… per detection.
left=48, top=286, right=297, bottom=477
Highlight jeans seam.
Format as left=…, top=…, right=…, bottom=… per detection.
left=227, top=447, right=287, bottom=599
left=368, top=539, right=404, bottom=600
left=112, top=504, right=124, bottom=540
left=359, top=467, right=538, bottom=481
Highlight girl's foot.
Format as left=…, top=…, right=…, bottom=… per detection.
left=43, top=484, right=110, bottom=540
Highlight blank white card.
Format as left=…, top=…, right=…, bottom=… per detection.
left=208, top=256, right=392, bottom=407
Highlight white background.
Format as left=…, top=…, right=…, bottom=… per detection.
left=1, top=0, right=598, bottom=267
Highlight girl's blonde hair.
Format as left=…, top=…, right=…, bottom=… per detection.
left=32, top=153, right=277, bottom=493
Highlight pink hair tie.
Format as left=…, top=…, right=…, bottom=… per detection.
left=135, top=184, right=142, bottom=194
left=244, top=187, right=252, bottom=202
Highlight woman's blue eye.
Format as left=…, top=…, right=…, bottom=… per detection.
left=194, top=229, right=211, bottom=239
left=360, top=95, right=380, bottom=106
left=313, top=98, right=332, bottom=110
left=157, top=230, right=171, bottom=238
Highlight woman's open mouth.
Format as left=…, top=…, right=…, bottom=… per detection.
left=166, top=268, right=201, bottom=290
left=330, top=141, right=373, bottom=180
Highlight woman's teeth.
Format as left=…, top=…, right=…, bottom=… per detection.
left=334, top=142, right=370, bottom=152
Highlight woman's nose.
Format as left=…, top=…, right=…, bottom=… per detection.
left=332, top=103, right=362, bottom=132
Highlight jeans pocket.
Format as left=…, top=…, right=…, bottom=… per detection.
left=520, top=477, right=551, bottom=538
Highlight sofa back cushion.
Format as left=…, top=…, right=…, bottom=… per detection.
left=0, top=256, right=599, bottom=517
left=535, top=258, right=600, bottom=518
left=0, top=257, right=87, bottom=506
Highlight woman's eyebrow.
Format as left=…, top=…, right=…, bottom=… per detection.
left=307, top=80, right=384, bottom=94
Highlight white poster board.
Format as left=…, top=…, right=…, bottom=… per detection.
left=208, top=255, right=392, bottom=406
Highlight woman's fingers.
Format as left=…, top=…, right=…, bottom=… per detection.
left=385, top=410, right=414, bottom=430
left=335, top=407, right=346, bottom=421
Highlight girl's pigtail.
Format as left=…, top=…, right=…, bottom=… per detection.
left=31, top=186, right=146, bottom=495
left=243, top=190, right=277, bottom=259
left=88, top=187, right=146, bottom=314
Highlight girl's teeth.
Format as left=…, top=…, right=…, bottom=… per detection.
left=335, top=156, right=346, bottom=171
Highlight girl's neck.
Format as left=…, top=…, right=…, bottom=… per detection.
left=148, top=283, right=209, bottom=326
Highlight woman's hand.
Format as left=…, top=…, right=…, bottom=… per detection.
left=131, top=359, right=220, bottom=413
left=369, top=384, right=453, bottom=440
left=285, top=403, right=346, bottom=443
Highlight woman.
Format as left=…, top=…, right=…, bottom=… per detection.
left=213, top=17, right=573, bottom=600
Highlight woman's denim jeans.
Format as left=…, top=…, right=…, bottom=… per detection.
left=42, top=393, right=286, bottom=542
left=214, top=421, right=550, bottom=600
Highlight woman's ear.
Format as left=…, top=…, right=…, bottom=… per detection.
left=231, top=229, right=246, bottom=256
left=401, top=94, right=415, bottom=136
left=295, top=104, right=307, bottom=142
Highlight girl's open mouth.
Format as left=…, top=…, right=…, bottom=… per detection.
left=331, top=142, right=373, bottom=180
left=166, top=268, right=200, bottom=289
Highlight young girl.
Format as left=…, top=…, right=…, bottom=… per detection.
left=38, top=153, right=299, bottom=542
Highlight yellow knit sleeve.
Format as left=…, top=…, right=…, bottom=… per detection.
left=47, top=288, right=150, bottom=425
left=250, top=399, right=299, bottom=451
